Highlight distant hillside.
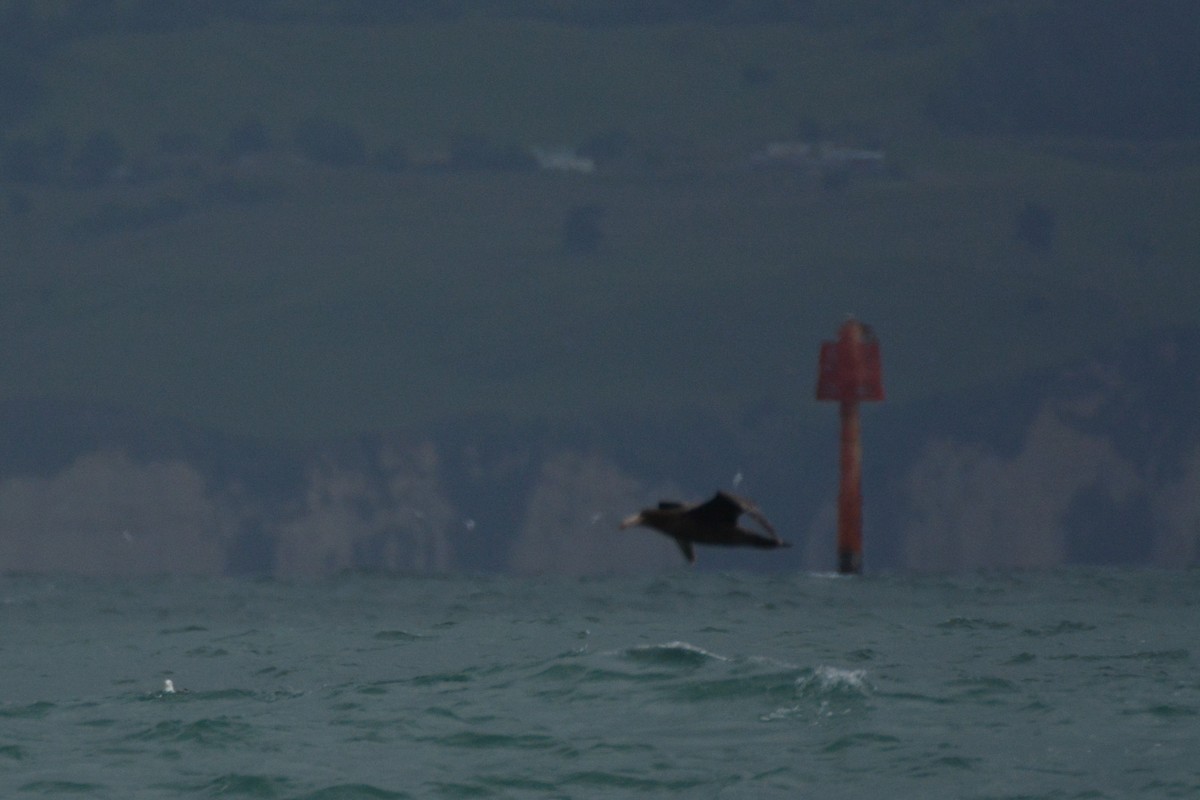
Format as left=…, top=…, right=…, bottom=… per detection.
left=931, top=1, right=1200, bottom=139
left=0, top=0, right=1197, bottom=445
left=1, top=326, right=1196, bottom=575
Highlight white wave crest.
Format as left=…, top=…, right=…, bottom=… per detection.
left=800, top=665, right=871, bottom=694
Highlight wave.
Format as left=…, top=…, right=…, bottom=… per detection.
left=800, top=665, right=872, bottom=696
left=126, top=717, right=256, bottom=747
left=761, top=665, right=873, bottom=722
left=6, top=570, right=1193, bottom=799
left=620, top=640, right=728, bottom=668
left=0, top=701, right=55, bottom=719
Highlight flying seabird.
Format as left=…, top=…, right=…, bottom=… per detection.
left=619, top=491, right=789, bottom=564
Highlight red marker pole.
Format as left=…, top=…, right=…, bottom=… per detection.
left=838, top=392, right=864, bottom=574
left=816, top=319, right=883, bottom=575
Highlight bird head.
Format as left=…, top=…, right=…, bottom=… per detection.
left=620, top=505, right=678, bottom=533
left=619, top=512, right=645, bottom=530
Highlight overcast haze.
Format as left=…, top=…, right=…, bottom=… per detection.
left=0, top=1, right=1197, bottom=575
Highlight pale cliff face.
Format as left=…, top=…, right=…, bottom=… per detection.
left=899, top=400, right=1141, bottom=571
left=0, top=450, right=227, bottom=576
left=509, top=451, right=680, bottom=576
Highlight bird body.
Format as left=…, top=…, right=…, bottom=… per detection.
left=620, top=491, right=788, bottom=564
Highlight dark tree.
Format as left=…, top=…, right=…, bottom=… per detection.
left=562, top=204, right=605, bottom=254
left=224, top=115, right=271, bottom=160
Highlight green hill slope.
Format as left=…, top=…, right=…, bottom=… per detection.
left=2, top=3, right=1197, bottom=440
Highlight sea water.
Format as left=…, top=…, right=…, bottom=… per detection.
left=2, top=569, right=1197, bottom=799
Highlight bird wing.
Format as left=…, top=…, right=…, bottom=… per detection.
left=687, top=491, right=748, bottom=528
left=741, top=504, right=780, bottom=542
left=704, top=491, right=781, bottom=541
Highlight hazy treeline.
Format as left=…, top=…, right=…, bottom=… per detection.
left=0, top=0, right=954, bottom=37
left=6, top=1, right=1198, bottom=185
left=5, top=1, right=1198, bottom=137
left=1, top=1, right=1197, bottom=575
left=1, top=328, right=1197, bottom=576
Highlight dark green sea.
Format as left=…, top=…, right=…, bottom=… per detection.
left=2, top=570, right=1197, bottom=798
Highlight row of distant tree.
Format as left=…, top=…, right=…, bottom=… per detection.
left=0, top=115, right=572, bottom=187
left=0, top=111, right=615, bottom=255
left=1, top=115, right=895, bottom=194
left=0, top=0, right=866, bottom=131
left=0, top=129, right=127, bottom=187
left=0, top=0, right=880, bottom=40
left=6, top=3, right=1196, bottom=142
